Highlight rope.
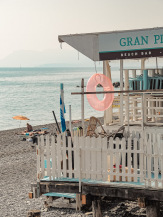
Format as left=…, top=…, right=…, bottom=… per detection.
left=156, top=57, right=159, bottom=74
left=94, top=61, right=97, bottom=73
left=60, top=43, right=62, bottom=49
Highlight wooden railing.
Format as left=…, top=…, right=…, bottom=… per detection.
left=37, top=129, right=163, bottom=189
left=113, top=93, right=163, bottom=126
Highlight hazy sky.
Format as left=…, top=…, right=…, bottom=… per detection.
left=0, top=0, right=163, bottom=66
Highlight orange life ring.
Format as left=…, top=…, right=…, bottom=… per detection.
left=86, top=73, right=114, bottom=111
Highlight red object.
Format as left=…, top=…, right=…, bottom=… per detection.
left=113, top=164, right=122, bottom=168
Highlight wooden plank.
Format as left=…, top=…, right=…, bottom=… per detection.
left=138, top=197, right=145, bottom=208
left=102, top=137, right=107, bottom=181
left=146, top=201, right=160, bottom=217
left=82, top=194, right=86, bottom=205
left=82, top=184, right=163, bottom=201
left=85, top=137, right=91, bottom=179
left=133, top=138, right=138, bottom=182
left=57, top=135, right=62, bottom=178
left=76, top=194, right=82, bottom=211
left=74, top=136, right=79, bottom=179
left=81, top=136, right=85, bottom=179
left=127, top=138, right=132, bottom=182
left=40, top=182, right=79, bottom=194
left=108, top=137, right=113, bottom=182
left=68, top=137, right=73, bottom=178
left=51, top=135, right=57, bottom=179
left=46, top=134, right=51, bottom=180
left=153, top=133, right=158, bottom=188
left=79, top=137, right=82, bottom=192
left=96, top=137, right=102, bottom=180
left=62, top=136, right=67, bottom=177
left=116, top=137, right=121, bottom=181
left=121, top=137, right=126, bottom=182
left=139, top=138, right=144, bottom=183
left=39, top=179, right=163, bottom=201
left=40, top=135, right=45, bottom=179
left=27, top=210, right=41, bottom=217
left=160, top=135, right=163, bottom=188
left=147, top=133, right=152, bottom=187
left=91, top=137, right=97, bottom=180
left=45, top=200, right=76, bottom=209
left=37, top=136, right=41, bottom=182
left=28, top=192, right=33, bottom=199
left=92, top=200, right=102, bottom=217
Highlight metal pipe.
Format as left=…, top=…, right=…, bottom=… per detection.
left=143, top=69, right=148, bottom=90
left=71, top=89, right=163, bottom=95
left=81, top=78, right=84, bottom=135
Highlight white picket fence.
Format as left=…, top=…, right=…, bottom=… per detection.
left=144, top=128, right=163, bottom=188
left=115, top=93, right=163, bottom=126
left=37, top=129, right=163, bottom=189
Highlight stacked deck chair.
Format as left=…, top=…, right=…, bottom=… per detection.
left=86, top=116, right=125, bottom=139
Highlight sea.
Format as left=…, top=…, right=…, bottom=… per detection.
left=0, top=67, right=121, bottom=131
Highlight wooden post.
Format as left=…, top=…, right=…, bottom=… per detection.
left=27, top=210, right=41, bottom=217
left=76, top=194, right=82, bottom=211
left=138, top=197, right=145, bottom=208
left=159, top=68, right=163, bottom=76
left=81, top=78, right=85, bottom=135
left=132, top=70, right=138, bottom=121
left=141, top=58, right=146, bottom=74
left=69, top=105, right=72, bottom=133
left=124, top=69, right=129, bottom=127
left=103, top=61, right=113, bottom=126
left=141, top=94, right=145, bottom=131
left=120, top=60, right=124, bottom=126
left=92, top=200, right=102, bottom=217
left=148, top=69, right=155, bottom=122
left=146, top=201, right=160, bottom=217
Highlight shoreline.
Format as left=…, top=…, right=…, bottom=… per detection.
left=0, top=116, right=104, bottom=133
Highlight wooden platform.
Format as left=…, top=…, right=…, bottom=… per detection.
left=39, top=178, right=163, bottom=202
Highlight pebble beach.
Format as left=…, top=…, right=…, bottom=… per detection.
left=1, top=119, right=162, bottom=217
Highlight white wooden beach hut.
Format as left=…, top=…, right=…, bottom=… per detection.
left=33, top=27, right=163, bottom=217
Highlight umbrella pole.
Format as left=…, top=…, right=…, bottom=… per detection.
left=52, top=111, right=61, bottom=134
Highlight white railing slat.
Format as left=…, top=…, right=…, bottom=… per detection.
left=37, top=136, right=41, bottom=182
left=57, top=135, right=62, bottom=178
left=40, top=135, right=45, bottom=179
left=91, top=137, right=96, bottom=180
left=68, top=137, right=73, bottom=178
left=121, top=137, right=126, bottom=182
left=51, top=135, right=57, bottom=179
left=62, top=136, right=67, bottom=177
left=96, top=137, right=102, bottom=180
left=85, top=137, right=91, bottom=179
left=46, top=134, right=51, bottom=180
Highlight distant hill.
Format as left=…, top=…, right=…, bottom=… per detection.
left=0, top=49, right=94, bottom=67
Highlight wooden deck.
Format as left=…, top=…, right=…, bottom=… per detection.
left=39, top=178, right=163, bottom=202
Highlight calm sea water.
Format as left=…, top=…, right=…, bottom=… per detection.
left=0, top=67, right=120, bottom=131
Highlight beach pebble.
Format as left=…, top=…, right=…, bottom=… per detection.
left=0, top=120, right=160, bottom=217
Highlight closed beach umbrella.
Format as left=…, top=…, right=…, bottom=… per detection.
left=60, top=83, right=66, bottom=133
